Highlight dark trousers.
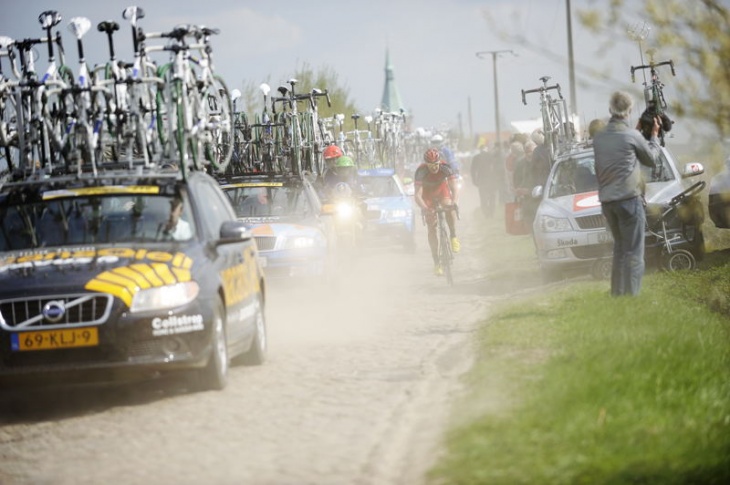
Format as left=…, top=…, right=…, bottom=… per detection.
left=477, top=185, right=496, bottom=218
left=602, top=196, right=646, bottom=296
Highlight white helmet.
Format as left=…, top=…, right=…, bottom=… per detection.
left=430, top=134, right=444, bottom=145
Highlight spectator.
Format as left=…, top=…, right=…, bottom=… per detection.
left=593, top=91, right=660, bottom=296
left=470, top=144, right=498, bottom=218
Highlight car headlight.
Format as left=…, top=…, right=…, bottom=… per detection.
left=538, top=215, right=572, bottom=232
left=130, top=281, right=200, bottom=313
left=281, top=236, right=317, bottom=249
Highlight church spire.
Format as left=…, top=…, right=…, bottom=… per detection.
left=380, top=48, right=406, bottom=113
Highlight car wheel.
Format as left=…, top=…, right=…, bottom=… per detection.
left=662, top=249, right=695, bottom=272
left=591, top=259, right=612, bottom=280
left=191, top=298, right=228, bottom=391
left=237, top=296, right=267, bottom=366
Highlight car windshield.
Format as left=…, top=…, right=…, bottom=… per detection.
left=360, top=176, right=402, bottom=197
left=548, top=150, right=675, bottom=198
left=548, top=154, right=599, bottom=198
left=0, top=192, right=195, bottom=251
left=225, top=184, right=312, bottom=218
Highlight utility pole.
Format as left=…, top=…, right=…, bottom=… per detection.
left=476, top=49, right=516, bottom=154
left=566, top=0, right=577, bottom=117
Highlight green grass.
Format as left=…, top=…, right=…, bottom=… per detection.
left=430, top=258, right=730, bottom=485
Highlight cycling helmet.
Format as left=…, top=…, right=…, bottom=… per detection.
left=430, top=134, right=444, bottom=145
left=323, top=145, right=344, bottom=160
left=423, top=148, right=441, bottom=163
left=335, top=155, right=355, bottom=167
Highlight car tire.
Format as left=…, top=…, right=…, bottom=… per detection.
left=591, top=259, right=612, bottom=280
left=191, top=298, right=228, bottom=391
left=237, top=296, right=267, bottom=366
left=662, top=249, right=695, bottom=272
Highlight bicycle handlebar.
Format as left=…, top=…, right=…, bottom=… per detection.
left=521, top=83, right=562, bottom=105
left=630, top=59, right=675, bottom=83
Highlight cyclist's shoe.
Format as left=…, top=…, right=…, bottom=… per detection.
left=451, top=237, right=461, bottom=253
left=434, top=264, right=444, bottom=276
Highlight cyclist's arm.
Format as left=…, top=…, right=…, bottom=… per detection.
left=447, top=177, right=459, bottom=205
left=414, top=185, right=427, bottom=210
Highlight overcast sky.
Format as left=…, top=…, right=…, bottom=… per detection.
left=2, top=0, right=657, bottom=138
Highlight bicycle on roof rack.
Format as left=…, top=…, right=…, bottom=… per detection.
left=521, top=76, right=574, bottom=162
left=631, top=50, right=676, bottom=147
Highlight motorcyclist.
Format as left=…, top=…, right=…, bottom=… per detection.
left=323, top=155, right=362, bottom=199
left=414, top=148, right=460, bottom=276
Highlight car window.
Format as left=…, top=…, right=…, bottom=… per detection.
left=360, top=177, right=401, bottom=197
left=195, top=181, right=234, bottom=239
left=0, top=193, right=195, bottom=251
left=640, top=151, right=675, bottom=183
left=548, top=155, right=599, bottom=198
left=226, top=185, right=312, bottom=218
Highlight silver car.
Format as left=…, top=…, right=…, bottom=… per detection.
left=532, top=143, right=705, bottom=281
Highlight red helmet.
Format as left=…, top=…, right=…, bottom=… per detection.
left=323, top=145, right=344, bottom=160
left=423, top=148, right=441, bottom=163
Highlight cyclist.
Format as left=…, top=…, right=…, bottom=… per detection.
left=414, top=148, right=460, bottom=276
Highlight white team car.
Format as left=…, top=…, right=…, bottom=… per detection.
left=532, top=142, right=705, bottom=282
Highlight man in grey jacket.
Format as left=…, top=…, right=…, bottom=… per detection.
left=593, top=91, right=660, bottom=296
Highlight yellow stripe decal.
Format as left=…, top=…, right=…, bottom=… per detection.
left=130, top=263, right=164, bottom=286
left=96, top=271, right=139, bottom=290
left=113, top=267, right=152, bottom=289
left=85, top=279, right=133, bottom=307
left=151, top=263, right=177, bottom=285
left=171, top=267, right=192, bottom=282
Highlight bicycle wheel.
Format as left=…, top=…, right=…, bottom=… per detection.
left=438, top=218, right=454, bottom=286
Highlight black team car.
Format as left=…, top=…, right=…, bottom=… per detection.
left=0, top=168, right=266, bottom=392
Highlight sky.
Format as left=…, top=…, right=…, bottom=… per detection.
left=1, top=0, right=658, bottom=140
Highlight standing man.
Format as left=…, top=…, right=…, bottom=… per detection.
left=470, top=144, right=496, bottom=218
left=593, top=91, right=660, bottom=296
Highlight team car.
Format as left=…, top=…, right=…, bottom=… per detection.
left=0, top=169, right=266, bottom=392
left=708, top=157, right=730, bottom=229
left=532, top=143, right=705, bottom=281
left=220, top=174, right=337, bottom=280
left=358, top=168, right=416, bottom=251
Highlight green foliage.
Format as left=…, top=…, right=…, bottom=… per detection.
left=577, top=0, right=730, bottom=140
left=430, top=259, right=730, bottom=485
left=234, top=63, right=362, bottom=134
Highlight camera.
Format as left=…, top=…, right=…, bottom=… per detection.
left=638, top=105, right=673, bottom=142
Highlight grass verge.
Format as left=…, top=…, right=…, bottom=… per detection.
left=430, top=254, right=730, bottom=485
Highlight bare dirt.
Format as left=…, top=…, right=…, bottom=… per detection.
left=0, top=185, right=544, bottom=485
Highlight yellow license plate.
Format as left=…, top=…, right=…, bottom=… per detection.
left=11, top=327, right=99, bottom=351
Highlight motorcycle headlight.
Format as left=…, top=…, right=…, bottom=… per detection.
left=336, top=201, right=355, bottom=219
left=282, top=236, right=317, bottom=249
left=539, top=215, right=572, bottom=232
left=130, top=281, right=200, bottom=313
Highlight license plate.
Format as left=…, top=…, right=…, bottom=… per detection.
left=589, top=231, right=613, bottom=244
left=10, top=327, right=99, bottom=352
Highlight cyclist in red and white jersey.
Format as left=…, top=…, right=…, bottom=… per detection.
left=414, top=148, right=460, bottom=276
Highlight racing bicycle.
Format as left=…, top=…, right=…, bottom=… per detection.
left=427, top=200, right=459, bottom=286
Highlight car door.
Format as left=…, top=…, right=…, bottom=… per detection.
left=189, top=174, right=261, bottom=345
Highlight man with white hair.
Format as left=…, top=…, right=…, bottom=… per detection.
left=593, top=91, right=660, bottom=296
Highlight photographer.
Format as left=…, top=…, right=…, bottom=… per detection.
left=593, top=91, right=660, bottom=297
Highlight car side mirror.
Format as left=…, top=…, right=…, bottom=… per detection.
left=531, top=185, right=544, bottom=199
left=682, top=162, right=704, bottom=178
left=218, top=220, right=252, bottom=244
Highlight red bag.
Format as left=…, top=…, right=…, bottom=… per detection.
left=505, top=201, right=530, bottom=235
